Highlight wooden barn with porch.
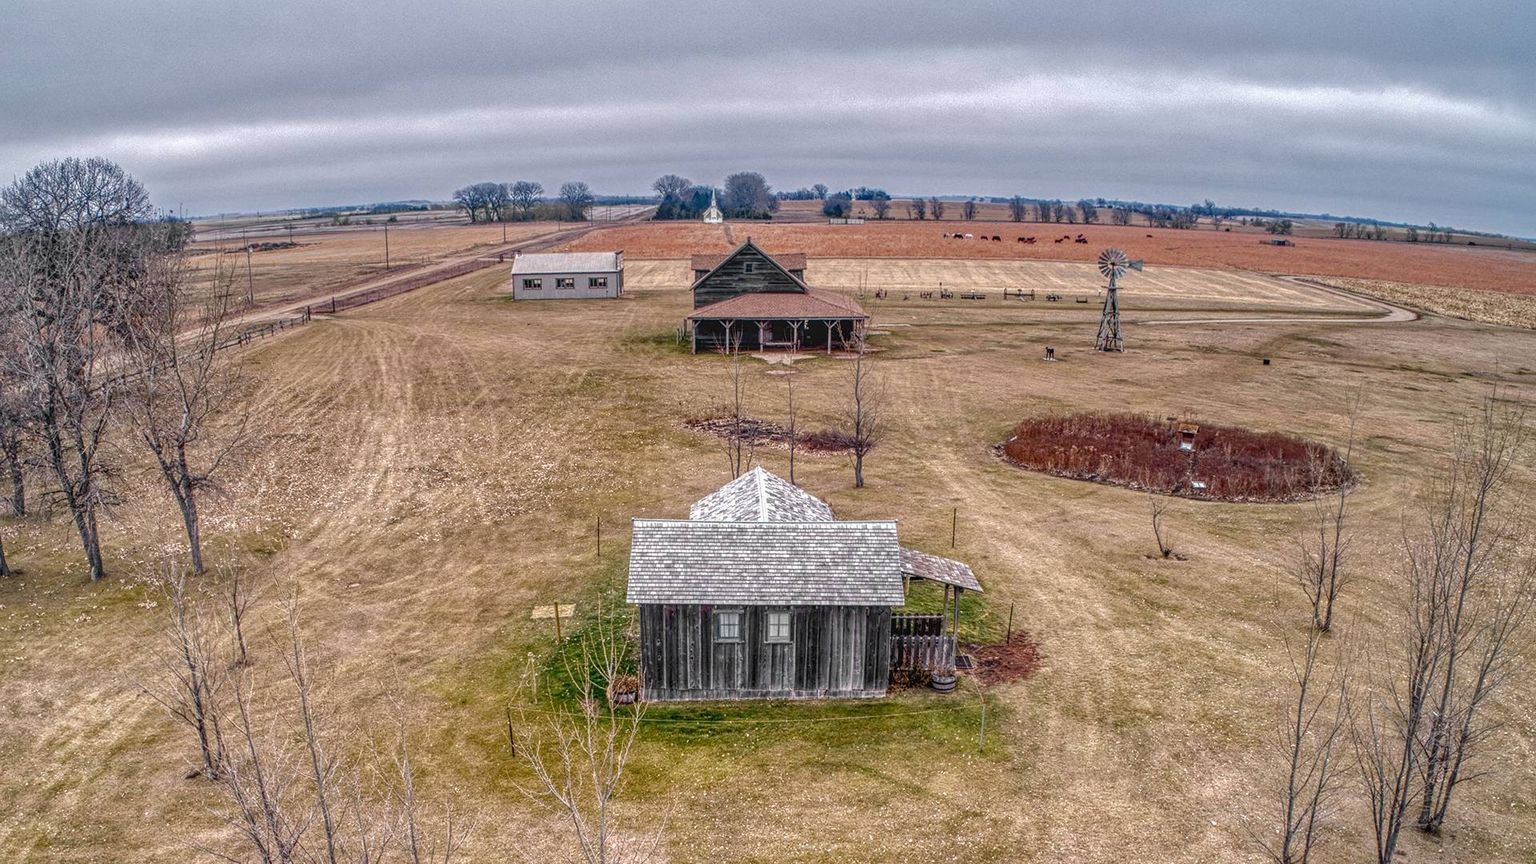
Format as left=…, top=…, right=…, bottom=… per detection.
left=626, top=467, right=981, bottom=701
left=685, top=239, right=867, bottom=354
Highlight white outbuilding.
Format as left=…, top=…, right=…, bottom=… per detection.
left=511, top=251, right=624, bottom=300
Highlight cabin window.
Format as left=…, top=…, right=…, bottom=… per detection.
left=521, top=278, right=542, bottom=289
left=765, top=610, right=791, bottom=643
left=588, top=276, right=608, bottom=288
left=555, top=277, right=576, bottom=289
left=714, top=609, right=742, bottom=642
left=743, top=262, right=756, bottom=273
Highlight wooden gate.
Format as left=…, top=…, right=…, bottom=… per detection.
left=890, top=615, right=953, bottom=670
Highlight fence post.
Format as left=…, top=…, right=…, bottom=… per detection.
left=951, top=507, right=957, bottom=548
left=979, top=694, right=987, bottom=751
left=1006, top=602, right=1015, bottom=643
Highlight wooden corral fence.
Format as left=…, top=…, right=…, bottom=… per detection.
left=890, top=614, right=955, bottom=671
left=100, top=311, right=312, bottom=393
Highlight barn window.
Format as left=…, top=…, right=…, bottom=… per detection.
left=765, top=610, right=791, bottom=643
left=588, top=276, right=608, bottom=288
left=743, top=262, right=756, bottom=273
left=555, top=277, right=576, bottom=289
left=714, top=610, right=742, bottom=642
left=521, top=278, right=542, bottom=289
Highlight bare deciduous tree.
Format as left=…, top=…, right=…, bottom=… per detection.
left=144, top=567, right=228, bottom=780
left=961, top=200, right=977, bottom=220
left=870, top=197, right=891, bottom=220
left=1413, top=396, right=1532, bottom=834
left=218, top=663, right=310, bottom=864
left=723, top=333, right=754, bottom=480
left=1297, top=403, right=1359, bottom=632
left=227, top=566, right=256, bottom=669
left=908, top=198, right=926, bottom=221
left=1, top=222, right=144, bottom=580
left=0, top=326, right=30, bottom=518
left=1354, top=394, right=1531, bottom=861
left=785, top=373, right=798, bottom=486
left=0, top=156, right=151, bottom=233
left=514, top=608, right=661, bottom=864
left=509, top=181, right=545, bottom=219
left=210, top=596, right=467, bottom=864
left=842, top=340, right=883, bottom=489
left=1254, top=628, right=1349, bottom=864
left=281, top=598, right=346, bottom=864
left=928, top=197, right=945, bottom=220
left=1149, top=494, right=1173, bottom=558
left=123, top=251, right=248, bottom=574
left=1008, top=197, right=1027, bottom=222
left=559, top=182, right=594, bottom=221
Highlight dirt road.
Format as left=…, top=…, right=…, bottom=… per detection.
left=1134, top=276, right=1419, bottom=326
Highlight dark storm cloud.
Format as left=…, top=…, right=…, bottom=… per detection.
left=3, top=1, right=1532, bottom=233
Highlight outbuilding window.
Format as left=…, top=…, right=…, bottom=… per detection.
left=743, top=262, right=756, bottom=274
left=714, top=609, right=742, bottom=643
left=555, top=277, right=576, bottom=289
left=521, top=278, right=542, bottom=289
left=588, top=276, right=608, bottom=288
left=765, top=610, right=791, bottom=643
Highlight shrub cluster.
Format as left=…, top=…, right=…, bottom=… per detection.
left=1000, top=412, right=1353, bottom=502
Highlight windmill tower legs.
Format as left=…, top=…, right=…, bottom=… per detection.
left=1095, top=277, right=1123, bottom=352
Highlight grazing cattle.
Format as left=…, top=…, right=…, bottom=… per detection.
left=991, top=235, right=1001, bottom=241
left=1146, top=234, right=1154, bottom=238
left=1054, top=237, right=1065, bottom=243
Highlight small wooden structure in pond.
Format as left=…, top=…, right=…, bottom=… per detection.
left=685, top=238, right=867, bottom=354
left=1177, top=422, right=1200, bottom=452
left=627, top=467, right=981, bottom=701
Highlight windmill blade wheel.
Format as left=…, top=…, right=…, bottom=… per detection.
left=1097, top=247, right=1129, bottom=280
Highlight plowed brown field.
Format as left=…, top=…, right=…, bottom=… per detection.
left=561, top=220, right=1536, bottom=295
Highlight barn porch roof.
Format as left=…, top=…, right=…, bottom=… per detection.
left=685, top=289, right=868, bottom=322
left=899, top=548, right=984, bottom=593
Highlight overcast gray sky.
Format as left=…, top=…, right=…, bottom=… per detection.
left=4, top=1, right=1532, bottom=235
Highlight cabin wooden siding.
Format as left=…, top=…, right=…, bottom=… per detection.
left=692, top=246, right=807, bottom=309
left=638, top=603, right=891, bottom=700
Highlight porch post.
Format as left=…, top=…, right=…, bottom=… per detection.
left=826, top=320, right=832, bottom=354
left=690, top=319, right=697, bottom=354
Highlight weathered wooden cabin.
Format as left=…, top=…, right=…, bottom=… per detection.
left=685, top=239, right=866, bottom=353
left=627, top=467, right=981, bottom=701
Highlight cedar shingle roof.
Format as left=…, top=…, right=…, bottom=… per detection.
left=626, top=519, right=905, bottom=605
left=691, top=252, right=807, bottom=272
left=686, top=289, right=868, bottom=321
left=690, top=466, right=835, bottom=522
left=899, top=548, right=984, bottom=592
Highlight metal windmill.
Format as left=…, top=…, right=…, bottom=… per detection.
left=1094, top=247, right=1143, bottom=352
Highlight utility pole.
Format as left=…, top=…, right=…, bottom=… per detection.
left=241, top=229, right=254, bottom=307
left=384, top=220, right=391, bottom=271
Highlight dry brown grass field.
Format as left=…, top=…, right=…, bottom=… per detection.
left=185, top=222, right=559, bottom=309
left=1, top=224, right=1535, bottom=862
left=561, top=220, right=1536, bottom=295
